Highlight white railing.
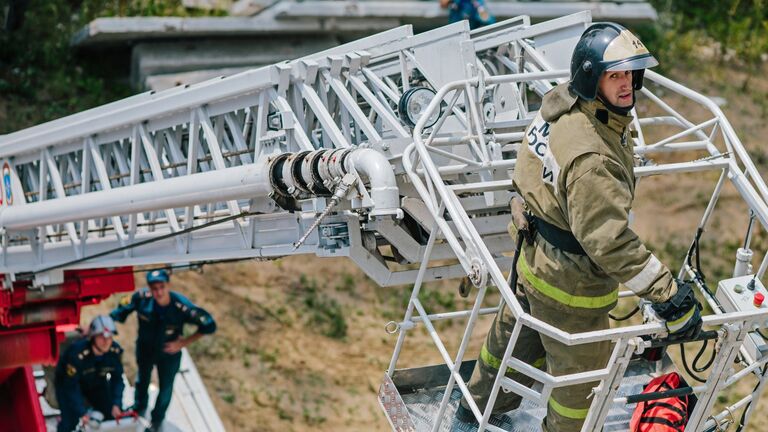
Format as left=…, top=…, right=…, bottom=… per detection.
left=392, top=41, right=768, bottom=431
left=8, top=10, right=767, bottom=431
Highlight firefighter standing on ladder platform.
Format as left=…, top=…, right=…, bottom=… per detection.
left=457, top=23, right=704, bottom=431
left=111, top=269, right=217, bottom=432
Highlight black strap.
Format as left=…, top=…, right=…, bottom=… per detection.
left=509, top=231, right=525, bottom=296
left=639, top=416, right=685, bottom=431
left=627, top=386, right=694, bottom=404
left=644, top=401, right=688, bottom=420
left=530, top=215, right=587, bottom=256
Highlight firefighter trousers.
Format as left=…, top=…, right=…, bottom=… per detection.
left=462, top=285, right=611, bottom=432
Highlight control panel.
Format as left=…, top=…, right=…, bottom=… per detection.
left=715, top=275, right=768, bottom=364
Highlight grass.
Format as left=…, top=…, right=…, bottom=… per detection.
left=292, top=274, right=348, bottom=339
left=188, top=334, right=237, bottom=360
left=221, top=392, right=236, bottom=404
left=258, top=348, right=278, bottom=365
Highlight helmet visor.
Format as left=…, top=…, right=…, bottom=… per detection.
left=605, top=54, right=659, bottom=72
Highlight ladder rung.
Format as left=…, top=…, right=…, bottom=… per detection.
left=449, top=179, right=514, bottom=194
left=486, top=118, right=531, bottom=130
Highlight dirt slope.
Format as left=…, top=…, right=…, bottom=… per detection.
left=82, top=61, right=768, bottom=431
left=86, top=256, right=493, bottom=432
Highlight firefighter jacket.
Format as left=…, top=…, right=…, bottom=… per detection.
left=511, top=82, right=677, bottom=313
left=110, top=289, right=216, bottom=358
left=54, top=337, right=125, bottom=417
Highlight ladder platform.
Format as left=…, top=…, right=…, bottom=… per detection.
left=379, top=356, right=676, bottom=432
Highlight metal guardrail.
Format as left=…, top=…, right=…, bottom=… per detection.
left=395, top=16, right=768, bottom=432
left=9, top=11, right=767, bottom=432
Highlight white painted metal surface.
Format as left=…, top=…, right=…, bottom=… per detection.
left=716, top=276, right=768, bottom=365
left=163, top=349, right=227, bottom=432
left=9, top=11, right=768, bottom=432
left=385, top=13, right=768, bottom=432
left=0, top=15, right=526, bottom=284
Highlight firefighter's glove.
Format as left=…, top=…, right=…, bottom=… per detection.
left=509, top=196, right=535, bottom=245
left=652, top=280, right=703, bottom=341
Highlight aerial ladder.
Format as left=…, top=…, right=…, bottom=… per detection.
left=2, top=11, right=768, bottom=432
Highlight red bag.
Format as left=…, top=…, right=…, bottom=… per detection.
left=630, top=372, right=696, bottom=432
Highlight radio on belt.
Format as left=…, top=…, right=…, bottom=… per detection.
left=715, top=275, right=768, bottom=364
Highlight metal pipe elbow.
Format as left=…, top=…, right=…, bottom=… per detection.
left=346, top=148, right=401, bottom=218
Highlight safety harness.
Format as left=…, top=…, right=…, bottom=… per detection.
left=506, top=197, right=587, bottom=296
left=529, top=215, right=586, bottom=256
left=630, top=372, right=696, bottom=432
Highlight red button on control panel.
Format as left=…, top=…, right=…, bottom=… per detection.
left=754, top=292, right=765, bottom=307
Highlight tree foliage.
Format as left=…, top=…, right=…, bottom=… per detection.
left=0, top=1, right=223, bottom=133
left=650, top=0, right=768, bottom=66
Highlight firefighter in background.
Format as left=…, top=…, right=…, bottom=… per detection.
left=457, top=23, right=703, bottom=431
left=110, top=269, right=217, bottom=432
left=55, top=315, right=125, bottom=432
left=440, top=0, right=495, bottom=29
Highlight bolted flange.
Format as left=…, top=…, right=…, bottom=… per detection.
left=468, top=257, right=488, bottom=288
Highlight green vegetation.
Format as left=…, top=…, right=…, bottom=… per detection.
left=1, top=1, right=122, bottom=132
left=188, top=332, right=238, bottom=359
left=220, top=392, right=236, bottom=404
left=0, top=0, right=224, bottom=134
left=292, top=274, right=348, bottom=339
left=646, top=1, right=768, bottom=85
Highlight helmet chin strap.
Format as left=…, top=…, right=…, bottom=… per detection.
left=597, top=91, right=635, bottom=116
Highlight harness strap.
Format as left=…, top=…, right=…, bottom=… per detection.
left=531, top=215, right=587, bottom=256
left=643, top=401, right=688, bottom=419
left=638, top=416, right=685, bottom=431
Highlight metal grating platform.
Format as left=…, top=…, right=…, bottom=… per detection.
left=382, top=357, right=675, bottom=432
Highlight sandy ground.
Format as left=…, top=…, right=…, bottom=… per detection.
left=85, top=257, right=495, bottom=431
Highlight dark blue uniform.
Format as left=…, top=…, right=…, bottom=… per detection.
left=54, top=338, right=125, bottom=432
left=110, top=289, right=216, bottom=425
left=448, top=0, right=496, bottom=29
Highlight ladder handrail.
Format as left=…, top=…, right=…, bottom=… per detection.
left=402, top=55, right=768, bottom=431
left=405, top=70, right=768, bottom=346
